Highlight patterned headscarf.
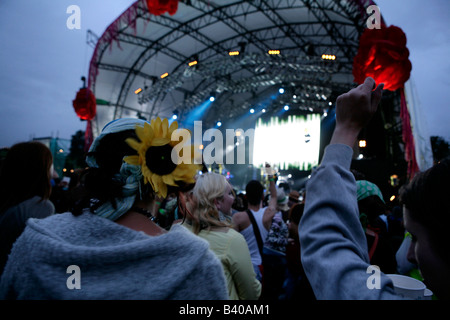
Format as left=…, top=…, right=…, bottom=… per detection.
left=86, top=118, right=147, bottom=221
left=356, top=180, right=385, bottom=204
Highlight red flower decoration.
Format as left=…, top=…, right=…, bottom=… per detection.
left=72, top=88, right=97, bottom=121
left=353, top=26, right=412, bottom=91
left=146, top=0, right=179, bottom=16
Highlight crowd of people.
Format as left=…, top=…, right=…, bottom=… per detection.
left=0, top=77, right=449, bottom=300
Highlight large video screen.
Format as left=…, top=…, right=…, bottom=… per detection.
left=252, top=114, right=321, bottom=171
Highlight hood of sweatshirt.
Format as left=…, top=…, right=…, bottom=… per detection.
left=1, top=212, right=227, bottom=300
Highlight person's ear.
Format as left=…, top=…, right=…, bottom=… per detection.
left=214, top=198, right=221, bottom=210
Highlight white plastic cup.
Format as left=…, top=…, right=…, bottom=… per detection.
left=424, top=288, right=434, bottom=300
left=386, top=274, right=426, bottom=300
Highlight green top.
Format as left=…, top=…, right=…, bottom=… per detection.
left=182, top=223, right=262, bottom=300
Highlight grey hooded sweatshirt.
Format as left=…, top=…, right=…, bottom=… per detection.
left=299, top=144, right=402, bottom=300
left=0, top=211, right=228, bottom=300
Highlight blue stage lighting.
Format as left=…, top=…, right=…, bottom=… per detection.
left=279, top=88, right=285, bottom=94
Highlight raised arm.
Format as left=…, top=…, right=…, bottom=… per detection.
left=299, top=78, right=401, bottom=300
left=263, top=163, right=277, bottom=230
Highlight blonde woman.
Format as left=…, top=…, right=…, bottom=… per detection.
left=183, top=172, right=262, bottom=300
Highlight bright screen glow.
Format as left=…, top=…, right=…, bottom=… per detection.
left=252, top=114, right=321, bottom=170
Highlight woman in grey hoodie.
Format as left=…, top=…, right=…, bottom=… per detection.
left=0, top=118, right=228, bottom=300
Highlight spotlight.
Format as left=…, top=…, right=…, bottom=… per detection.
left=188, top=54, right=199, bottom=67
left=359, top=140, right=367, bottom=148
left=172, top=110, right=179, bottom=120
left=262, top=108, right=266, bottom=113
left=321, top=54, right=336, bottom=60
left=279, top=88, right=285, bottom=94
left=250, top=108, right=255, bottom=114
left=134, top=88, right=142, bottom=94
left=216, top=121, right=222, bottom=127
left=209, top=92, right=216, bottom=102
left=284, top=105, right=289, bottom=111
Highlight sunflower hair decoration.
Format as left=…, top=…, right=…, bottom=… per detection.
left=124, top=117, right=202, bottom=198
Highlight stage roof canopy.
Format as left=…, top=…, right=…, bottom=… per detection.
left=88, top=0, right=383, bottom=136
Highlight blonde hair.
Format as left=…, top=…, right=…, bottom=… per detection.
left=189, top=172, right=232, bottom=234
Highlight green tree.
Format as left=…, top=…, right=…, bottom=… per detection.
left=64, top=130, right=87, bottom=170
left=430, top=136, right=450, bottom=163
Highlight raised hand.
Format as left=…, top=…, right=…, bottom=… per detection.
left=331, top=77, right=384, bottom=147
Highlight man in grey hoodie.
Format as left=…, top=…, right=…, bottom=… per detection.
left=299, top=78, right=403, bottom=299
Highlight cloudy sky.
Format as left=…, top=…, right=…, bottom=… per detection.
left=0, top=0, right=449, bottom=148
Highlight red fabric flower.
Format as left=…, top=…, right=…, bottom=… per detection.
left=353, top=26, right=412, bottom=91
left=72, top=88, right=97, bottom=121
left=146, top=0, right=179, bottom=16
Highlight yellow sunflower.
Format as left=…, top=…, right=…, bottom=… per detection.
left=124, top=117, right=202, bottom=198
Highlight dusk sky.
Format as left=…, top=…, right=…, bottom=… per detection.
left=1, top=0, right=449, bottom=148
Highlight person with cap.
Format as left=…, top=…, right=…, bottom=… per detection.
left=287, top=190, right=300, bottom=210
left=274, top=187, right=290, bottom=222
left=0, top=117, right=229, bottom=300
left=357, top=180, right=397, bottom=274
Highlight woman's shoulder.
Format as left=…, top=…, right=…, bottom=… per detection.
left=22, top=196, right=54, bottom=212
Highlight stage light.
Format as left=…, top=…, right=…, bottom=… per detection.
left=329, top=102, right=333, bottom=106
left=160, top=72, right=169, bottom=79
left=262, top=108, right=266, bottom=113
left=284, top=105, right=289, bottom=111
left=268, top=50, right=280, bottom=55
left=321, top=54, right=336, bottom=60
left=188, top=60, right=198, bottom=67
left=134, top=88, right=142, bottom=94
left=279, top=88, right=285, bottom=94
left=250, top=108, right=255, bottom=114
left=216, top=121, right=222, bottom=127
left=209, top=96, right=215, bottom=102
left=172, top=110, right=179, bottom=120
left=390, top=195, right=396, bottom=202
left=229, top=51, right=240, bottom=56
left=359, top=140, right=367, bottom=148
